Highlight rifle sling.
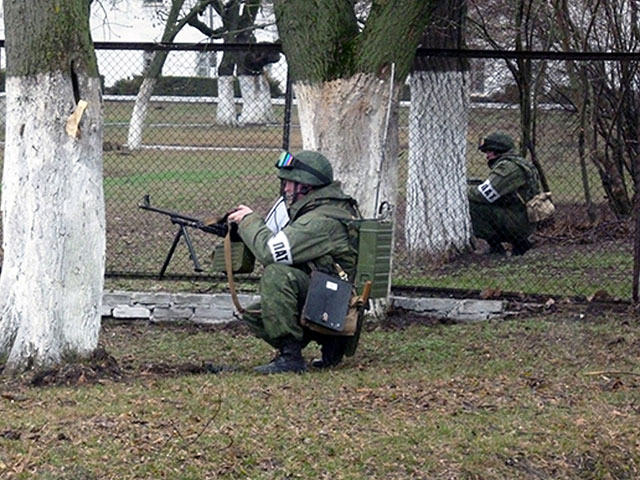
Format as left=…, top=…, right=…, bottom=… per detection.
left=224, top=231, right=246, bottom=314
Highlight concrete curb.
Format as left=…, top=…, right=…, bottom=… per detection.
left=390, top=296, right=506, bottom=323
left=102, top=291, right=506, bottom=324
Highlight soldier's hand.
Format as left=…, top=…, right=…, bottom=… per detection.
left=228, top=205, right=253, bottom=224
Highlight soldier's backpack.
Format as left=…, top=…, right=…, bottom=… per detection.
left=300, top=218, right=393, bottom=355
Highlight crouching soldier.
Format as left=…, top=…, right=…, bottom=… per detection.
left=468, top=132, right=541, bottom=256
left=228, top=150, right=360, bottom=374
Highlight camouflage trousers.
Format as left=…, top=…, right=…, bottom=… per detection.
left=243, top=263, right=344, bottom=350
left=469, top=201, right=534, bottom=245
left=242, top=264, right=310, bottom=349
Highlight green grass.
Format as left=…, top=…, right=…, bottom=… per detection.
left=396, top=244, right=632, bottom=299
left=1, top=311, right=639, bottom=479
left=104, top=168, right=251, bottom=187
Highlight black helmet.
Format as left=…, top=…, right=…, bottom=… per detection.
left=479, top=132, right=515, bottom=153
left=275, top=150, right=333, bottom=186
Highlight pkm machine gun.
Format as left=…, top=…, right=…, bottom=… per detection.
left=139, top=195, right=229, bottom=278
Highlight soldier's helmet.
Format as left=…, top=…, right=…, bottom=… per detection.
left=275, top=150, right=333, bottom=186
left=478, top=132, right=515, bottom=153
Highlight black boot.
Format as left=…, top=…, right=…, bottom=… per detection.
left=487, top=240, right=506, bottom=255
left=311, top=338, right=347, bottom=369
left=512, top=238, right=532, bottom=256
left=254, top=342, right=306, bottom=374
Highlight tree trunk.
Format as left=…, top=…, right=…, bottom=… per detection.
left=405, top=0, right=471, bottom=261
left=294, top=72, right=400, bottom=219
left=238, top=74, right=276, bottom=125
left=274, top=0, right=434, bottom=309
left=126, top=0, right=186, bottom=150
left=126, top=48, right=171, bottom=150
left=1, top=0, right=105, bottom=373
left=216, top=75, right=239, bottom=126
left=294, top=72, right=400, bottom=308
left=406, top=70, right=472, bottom=259
left=594, top=151, right=633, bottom=218
left=127, top=76, right=157, bottom=149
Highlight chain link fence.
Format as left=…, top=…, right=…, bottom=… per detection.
left=0, top=43, right=633, bottom=300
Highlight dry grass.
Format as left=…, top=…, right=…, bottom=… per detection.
left=1, top=304, right=639, bottom=479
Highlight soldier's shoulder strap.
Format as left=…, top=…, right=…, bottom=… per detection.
left=505, top=155, right=541, bottom=194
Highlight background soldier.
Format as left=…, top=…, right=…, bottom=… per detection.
left=228, top=151, right=360, bottom=374
left=468, top=132, right=541, bottom=256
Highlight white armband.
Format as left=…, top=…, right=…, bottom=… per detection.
left=478, top=180, right=501, bottom=203
left=267, top=231, right=293, bottom=264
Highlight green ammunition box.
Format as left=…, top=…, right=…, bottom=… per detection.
left=354, top=219, right=393, bottom=299
left=211, top=241, right=255, bottom=274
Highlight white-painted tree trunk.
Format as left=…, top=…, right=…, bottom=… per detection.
left=216, top=75, right=240, bottom=126
left=405, top=70, right=472, bottom=259
left=295, top=73, right=399, bottom=311
left=126, top=76, right=157, bottom=150
left=238, top=74, right=276, bottom=125
left=0, top=73, right=105, bottom=372
left=294, top=72, right=400, bottom=219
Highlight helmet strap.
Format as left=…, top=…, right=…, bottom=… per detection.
left=281, top=179, right=314, bottom=206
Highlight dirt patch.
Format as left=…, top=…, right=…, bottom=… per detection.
left=377, top=311, right=453, bottom=330
left=16, top=321, right=253, bottom=387
left=29, top=347, right=122, bottom=387
left=536, top=203, right=631, bottom=244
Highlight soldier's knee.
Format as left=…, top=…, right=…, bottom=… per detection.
left=261, top=263, right=309, bottom=291
left=262, top=263, right=297, bottom=283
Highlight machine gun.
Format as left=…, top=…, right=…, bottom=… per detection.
left=139, top=195, right=230, bottom=278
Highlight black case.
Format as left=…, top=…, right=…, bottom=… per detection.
left=302, top=271, right=352, bottom=332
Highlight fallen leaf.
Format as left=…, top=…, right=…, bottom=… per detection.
left=480, top=288, right=502, bottom=299
left=587, top=290, right=612, bottom=302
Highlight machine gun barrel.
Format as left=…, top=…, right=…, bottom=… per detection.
left=139, top=195, right=229, bottom=277
left=139, top=195, right=228, bottom=236
left=140, top=204, right=202, bottom=225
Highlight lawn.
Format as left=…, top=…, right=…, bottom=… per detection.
left=1, top=304, right=639, bottom=479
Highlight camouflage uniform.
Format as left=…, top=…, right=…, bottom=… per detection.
left=238, top=182, right=359, bottom=349
left=468, top=133, right=540, bottom=255
left=233, top=150, right=360, bottom=373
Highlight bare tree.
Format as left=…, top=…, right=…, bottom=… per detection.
left=126, top=0, right=213, bottom=149
left=468, top=0, right=554, bottom=189
left=188, top=0, right=280, bottom=126
left=274, top=0, right=434, bottom=219
left=553, top=0, right=637, bottom=219
left=551, top=0, right=640, bottom=299
left=0, top=0, right=105, bottom=373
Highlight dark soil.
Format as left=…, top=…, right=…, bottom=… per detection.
left=29, top=347, right=123, bottom=387
left=11, top=321, right=252, bottom=388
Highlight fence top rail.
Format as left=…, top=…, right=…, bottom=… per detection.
left=417, top=47, right=640, bottom=62
left=0, top=39, right=636, bottom=61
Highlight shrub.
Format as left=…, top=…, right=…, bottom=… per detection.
left=105, top=74, right=283, bottom=97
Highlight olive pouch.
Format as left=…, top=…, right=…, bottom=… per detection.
left=211, top=241, right=255, bottom=274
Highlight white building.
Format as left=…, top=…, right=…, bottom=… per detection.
left=0, top=1, right=279, bottom=87
left=90, top=0, right=279, bottom=88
